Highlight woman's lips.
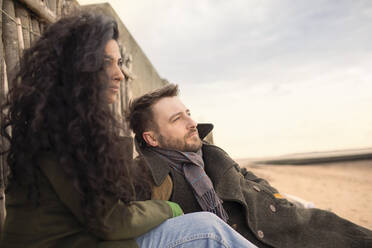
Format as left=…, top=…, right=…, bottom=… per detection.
left=109, top=85, right=120, bottom=92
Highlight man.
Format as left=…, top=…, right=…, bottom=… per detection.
left=127, top=84, right=372, bottom=248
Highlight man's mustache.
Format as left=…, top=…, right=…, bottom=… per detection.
left=186, top=128, right=199, bottom=138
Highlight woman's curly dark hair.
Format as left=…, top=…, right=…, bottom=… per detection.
left=0, top=12, right=147, bottom=229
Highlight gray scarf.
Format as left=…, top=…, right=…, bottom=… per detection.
left=151, top=147, right=229, bottom=222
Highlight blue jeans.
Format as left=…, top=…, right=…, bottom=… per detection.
left=136, top=212, right=257, bottom=248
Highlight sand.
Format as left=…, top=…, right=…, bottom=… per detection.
left=236, top=159, right=372, bottom=230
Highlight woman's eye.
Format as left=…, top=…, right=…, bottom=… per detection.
left=103, top=59, right=112, bottom=67
left=117, top=58, right=123, bottom=67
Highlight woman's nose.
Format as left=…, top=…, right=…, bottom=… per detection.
left=115, top=65, right=125, bottom=81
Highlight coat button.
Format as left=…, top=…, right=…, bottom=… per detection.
left=253, top=185, right=261, bottom=192
left=270, top=204, right=277, bottom=212
left=231, top=224, right=238, bottom=230
left=257, top=230, right=264, bottom=239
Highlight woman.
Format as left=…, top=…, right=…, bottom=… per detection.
left=0, top=12, right=257, bottom=248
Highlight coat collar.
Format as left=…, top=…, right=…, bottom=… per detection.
left=197, top=123, right=214, bottom=140
left=135, top=139, right=171, bottom=186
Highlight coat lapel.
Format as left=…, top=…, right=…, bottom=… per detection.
left=202, top=143, right=246, bottom=203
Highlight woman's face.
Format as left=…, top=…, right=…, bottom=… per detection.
left=102, top=39, right=125, bottom=104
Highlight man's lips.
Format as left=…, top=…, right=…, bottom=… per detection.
left=186, top=130, right=198, bottom=138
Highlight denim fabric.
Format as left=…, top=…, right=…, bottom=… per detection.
left=136, top=212, right=257, bottom=248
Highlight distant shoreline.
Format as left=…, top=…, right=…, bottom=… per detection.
left=236, top=147, right=372, bottom=165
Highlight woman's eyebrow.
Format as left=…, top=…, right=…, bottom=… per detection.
left=104, top=54, right=114, bottom=60
left=104, top=54, right=123, bottom=63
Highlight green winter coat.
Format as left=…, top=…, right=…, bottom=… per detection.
left=0, top=151, right=173, bottom=248
left=137, top=123, right=372, bottom=248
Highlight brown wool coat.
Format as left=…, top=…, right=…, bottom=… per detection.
left=136, top=124, right=372, bottom=248
left=0, top=139, right=173, bottom=248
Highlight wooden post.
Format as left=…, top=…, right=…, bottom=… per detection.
left=56, top=0, right=63, bottom=17
left=0, top=188, right=5, bottom=234
left=46, top=0, right=57, bottom=14
left=16, top=18, right=25, bottom=56
left=30, top=17, right=41, bottom=45
left=2, top=0, right=20, bottom=89
left=0, top=59, right=8, bottom=233
left=0, top=0, right=4, bottom=96
left=39, top=21, right=45, bottom=34
left=1, top=60, right=9, bottom=97
left=17, top=0, right=56, bottom=23
left=0, top=0, right=5, bottom=233
left=15, top=4, right=32, bottom=50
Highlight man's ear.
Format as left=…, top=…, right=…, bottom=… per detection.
left=142, top=131, right=159, bottom=147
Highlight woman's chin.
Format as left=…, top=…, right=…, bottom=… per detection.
left=106, top=94, right=118, bottom=104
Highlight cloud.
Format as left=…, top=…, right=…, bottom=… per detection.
left=78, top=0, right=372, bottom=157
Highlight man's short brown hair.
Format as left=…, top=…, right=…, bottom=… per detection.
left=126, top=84, right=179, bottom=145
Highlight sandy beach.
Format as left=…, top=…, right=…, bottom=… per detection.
left=236, top=159, right=372, bottom=230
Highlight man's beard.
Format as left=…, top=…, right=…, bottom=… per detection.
left=157, top=130, right=202, bottom=152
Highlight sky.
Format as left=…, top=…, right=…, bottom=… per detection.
left=78, top=0, right=372, bottom=158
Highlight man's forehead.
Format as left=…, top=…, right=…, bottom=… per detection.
left=152, top=96, right=187, bottom=119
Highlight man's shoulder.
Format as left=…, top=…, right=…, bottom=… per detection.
left=202, top=142, right=238, bottom=171
left=202, top=142, right=234, bottom=160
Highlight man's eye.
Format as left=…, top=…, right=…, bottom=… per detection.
left=173, top=117, right=180, bottom=122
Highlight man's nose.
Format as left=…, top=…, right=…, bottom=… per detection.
left=186, top=115, right=197, bottom=128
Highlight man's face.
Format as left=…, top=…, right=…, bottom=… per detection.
left=148, top=96, right=202, bottom=152
left=102, top=39, right=125, bottom=104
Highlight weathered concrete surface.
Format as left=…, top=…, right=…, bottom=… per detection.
left=237, top=158, right=372, bottom=230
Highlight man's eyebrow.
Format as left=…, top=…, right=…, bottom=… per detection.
left=168, top=112, right=182, bottom=122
